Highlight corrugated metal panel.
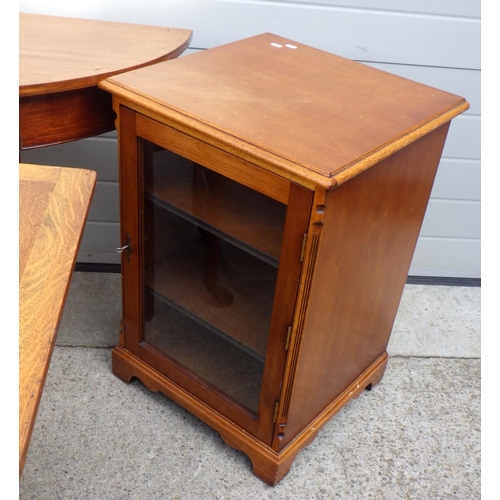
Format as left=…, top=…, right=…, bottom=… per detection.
left=442, top=116, right=481, bottom=160
left=259, top=1, right=481, bottom=18
left=20, top=1, right=480, bottom=68
left=87, top=183, right=120, bottom=222
left=366, top=63, right=480, bottom=115
left=19, top=0, right=480, bottom=277
left=77, top=221, right=121, bottom=264
left=431, top=159, right=480, bottom=201
left=420, top=200, right=480, bottom=240
left=410, top=238, right=480, bottom=278
left=19, top=135, right=119, bottom=179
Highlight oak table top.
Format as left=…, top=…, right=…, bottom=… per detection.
left=19, top=163, right=96, bottom=476
left=19, top=13, right=192, bottom=148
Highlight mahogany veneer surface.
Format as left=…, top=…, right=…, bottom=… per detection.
left=19, top=13, right=192, bottom=96
left=19, top=13, right=192, bottom=148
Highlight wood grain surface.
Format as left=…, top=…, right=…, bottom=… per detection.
left=19, top=163, right=96, bottom=476
left=100, top=33, right=468, bottom=187
left=19, top=13, right=192, bottom=96
left=279, top=125, right=451, bottom=448
left=19, top=13, right=192, bottom=149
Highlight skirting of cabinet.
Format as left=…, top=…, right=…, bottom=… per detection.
left=112, top=344, right=388, bottom=485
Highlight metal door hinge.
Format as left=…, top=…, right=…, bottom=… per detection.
left=285, top=326, right=292, bottom=351
left=300, top=233, right=308, bottom=262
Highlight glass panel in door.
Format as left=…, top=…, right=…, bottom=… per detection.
left=142, top=140, right=287, bottom=415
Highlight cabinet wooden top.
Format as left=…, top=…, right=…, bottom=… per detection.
left=19, top=13, right=192, bottom=97
left=100, top=33, right=468, bottom=188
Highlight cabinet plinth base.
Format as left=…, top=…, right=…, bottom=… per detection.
left=111, top=345, right=388, bottom=485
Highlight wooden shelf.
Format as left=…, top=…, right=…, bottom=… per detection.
left=145, top=151, right=286, bottom=266
left=144, top=293, right=264, bottom=414
left=145, top=242, right=277, bottom=358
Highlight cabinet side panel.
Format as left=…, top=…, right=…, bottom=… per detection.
left=280, top=124, right=450, bottom=447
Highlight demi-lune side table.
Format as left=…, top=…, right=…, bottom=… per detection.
left=19, top=13, right=192, bottom=149
left=99, top=33, right=469, bottom=485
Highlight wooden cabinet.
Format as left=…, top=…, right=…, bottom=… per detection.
left=99, top=33, right=468, bottom=485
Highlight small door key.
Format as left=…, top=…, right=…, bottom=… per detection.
left=116, top=234, right=131, bottom=261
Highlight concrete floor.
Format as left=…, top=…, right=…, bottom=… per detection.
left=20, top=272, right=481, bottom=499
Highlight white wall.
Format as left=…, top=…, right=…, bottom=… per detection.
left=19, top=0, right=481, bottom=278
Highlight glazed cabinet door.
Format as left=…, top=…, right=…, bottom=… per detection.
left=118, top=105, right=313, bottom=443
